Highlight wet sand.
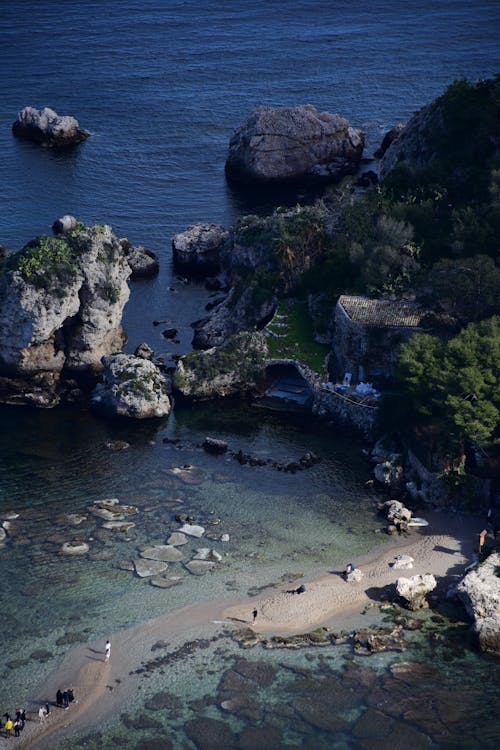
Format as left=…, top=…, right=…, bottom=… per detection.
left=1, top=509, right=480, bottom=749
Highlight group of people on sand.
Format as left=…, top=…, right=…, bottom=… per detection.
left=0, top=689, right=76, bottom=738
left=0, top=709, right=26, bottom=738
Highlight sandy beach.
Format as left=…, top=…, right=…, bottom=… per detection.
left=1, top=509, right=480, bottom=749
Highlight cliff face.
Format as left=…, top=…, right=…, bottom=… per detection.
left=0, top=224, right=130, bottom=406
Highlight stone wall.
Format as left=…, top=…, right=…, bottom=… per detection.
left=313, top=387, right=378, bottom=438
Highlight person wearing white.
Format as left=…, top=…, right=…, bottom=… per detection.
left=105, top=639, right=111, bottom=662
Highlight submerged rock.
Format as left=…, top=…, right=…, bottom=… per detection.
left=134, top=558, right=169, bottom=578
left=12, top=106, right=89, bottom=147
left=225, top=104, right=364, bottom=185
left=150, top=575, right=183, bottom=589
left=167, top=532, right=188, bottom=546
left=140, top=545, right=184, bottom=562
left=185, top=560, right=215, bottom=575
left=61, top=540, right=89, bottom=555
left=91, top=353, right=170, bottom=419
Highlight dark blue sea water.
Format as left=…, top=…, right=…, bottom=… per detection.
left=0, top=2, right=499, bottom=748
left=1, top=0, right=499, bottom=346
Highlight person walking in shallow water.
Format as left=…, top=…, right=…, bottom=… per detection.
left=105, top=639, right=111, bottom=662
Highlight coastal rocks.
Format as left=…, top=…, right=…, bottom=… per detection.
left=173, top=331, right=268, bottom=399
left=225, top=104, right=364, bottom=185
left=374, top=460, right=404, bottom=490
left=396, top=574, right=437, bottom=610
left=379, top=500, right=413, bottom=534
left=374, top=122, right=406, bottom=159
left=91, top=353, right=170, bottom=419
left=119, top=239, right=159, bottom=279
left=12, top=106, right=89, bottom=147
left=0, top=223, right=130, bottom=406
left=202, top=437, right=228, bottom=455
left=172, top=224, right=231, bottom=277
left=457, top=552, right=500, bottom=656
left=192, top=287, right=276, bottom=349
left=353, top=625, right=408, bottom=655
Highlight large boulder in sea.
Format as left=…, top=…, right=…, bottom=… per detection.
left=172, top=224, right=232, bottom=278
left=457, top=552, right=500, bottom=656
left=0, top=223, right=130, bottom=407
left=173, top=331, right=268, bottom=400
left=119, top=239, right=159, bottom=279
left=91, top=353, right=171, bottom=419
left=12, top=106, right=89, bottom=147
left=225, top=104, right=364, bottom=185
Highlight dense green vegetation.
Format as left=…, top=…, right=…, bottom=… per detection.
left=394, top=317, right=500, bottom=460
left=5, top=235, right=78, bottom=284
left=240, top=77, right=500, bottom=468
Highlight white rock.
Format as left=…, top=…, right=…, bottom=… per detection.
left=346, top=568, right=363, bottom=582
left=396, top=574, right=436, bottom=610
left=220, top=533, right=230, bottom=542
left=134, top=558, right=168, bottom=578
left=391, top=555, right=414, bottom=570
left=178, top=523, right=205, bottom=538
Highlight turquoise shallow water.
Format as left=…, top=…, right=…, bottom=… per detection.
left=1, top=403, right=500, bottom=749
left=0, top=402, right=380, bottom=706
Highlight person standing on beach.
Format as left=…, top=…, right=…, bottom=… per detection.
left=105, top=639, right=111, bottom=662
left=4, top=717, right=13, bottom=736
left=252, top=608, right=258, bottom=623
left=478, top=529, right=487, bottom=558
left=38, top=706, right=46, bottom=723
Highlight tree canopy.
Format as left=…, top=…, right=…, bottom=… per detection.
left=397, top=317, right=500, bottom=451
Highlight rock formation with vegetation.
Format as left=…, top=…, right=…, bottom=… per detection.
left=0, top=223, right=130, bottom=406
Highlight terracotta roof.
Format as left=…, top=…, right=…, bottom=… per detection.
left=338, top=295, right=424, bottom=328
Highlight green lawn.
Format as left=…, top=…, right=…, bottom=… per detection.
left=265, top=300, right=330, bottom=374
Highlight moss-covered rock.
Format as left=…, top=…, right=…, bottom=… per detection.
left=173, top=331, right=268, bottom=399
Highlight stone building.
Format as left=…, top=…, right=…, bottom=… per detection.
left=331, top=295, right=428, bottom=386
